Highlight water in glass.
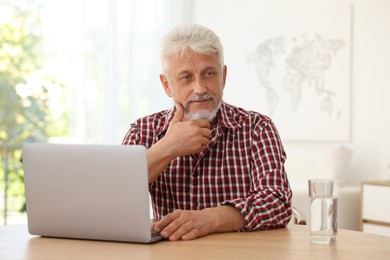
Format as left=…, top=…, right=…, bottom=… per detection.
left=310, top=196, right=338, bottom=244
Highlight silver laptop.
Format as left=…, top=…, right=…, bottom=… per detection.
left=22, top=143, right=162, bottom=243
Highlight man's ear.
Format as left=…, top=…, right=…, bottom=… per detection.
left=222, top=65, right=227, bottom=89
left=160, top=74, right=172, bottom=97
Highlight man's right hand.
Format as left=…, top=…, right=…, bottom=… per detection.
left=163, top=103, right=212, bottom=157
left=146, top=103, right=212, bottom=183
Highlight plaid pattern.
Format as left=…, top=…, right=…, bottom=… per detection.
left=122, top=102, right=292, bottom=231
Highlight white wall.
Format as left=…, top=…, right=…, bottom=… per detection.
left=192, top=0, right=390, bottom=184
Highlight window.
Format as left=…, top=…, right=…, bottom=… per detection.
left=0, top=0, right=192, bottom=225
left=44, top=0, right=192, bottom=144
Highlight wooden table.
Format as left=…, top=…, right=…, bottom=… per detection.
left=1, top=224, right=389, bottom=259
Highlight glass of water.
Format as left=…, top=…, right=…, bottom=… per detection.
left=308, top=179, right=340, bottom=244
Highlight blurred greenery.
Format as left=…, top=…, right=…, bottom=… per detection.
left=0, top=0, right=70, bottom=224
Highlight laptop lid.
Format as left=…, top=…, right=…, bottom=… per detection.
left=22, top=143, right=156, bottom=243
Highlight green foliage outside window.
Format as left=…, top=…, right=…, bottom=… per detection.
left=0, top=0, right=69, bottom=224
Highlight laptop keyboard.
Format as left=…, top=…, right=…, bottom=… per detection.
left=151, top=228, right=163, bottom=242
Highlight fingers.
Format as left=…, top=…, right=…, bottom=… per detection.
left=193, top=119, right=211, bottom=129
left=164, top=222, right=194, bottom=241
left=153, top=210, right=208, bottom=241
left=181, top=229, right=202, bottom=241
left=153, top=211, right=183, bottom=240
left=164, top=103, right=213, bottom=157
left=165, top=115, right=211, bottom=154
left=153, top=210, right=179, bottom=233
left=172, top=103, right=184, bottom=123
left=201, top=128, right=212, bottom=139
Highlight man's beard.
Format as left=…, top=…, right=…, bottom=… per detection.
left=183, top=93, right=222, bottom=122
left=185, top=103, right=221, bottom=121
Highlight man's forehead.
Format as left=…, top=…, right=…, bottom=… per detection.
left=167, top=52, right=220, bottom=73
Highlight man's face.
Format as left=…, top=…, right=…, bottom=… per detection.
left=160, top=50, right=227, bottom=121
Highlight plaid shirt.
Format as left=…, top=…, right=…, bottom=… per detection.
left=122, top=102, right=292, bottom=231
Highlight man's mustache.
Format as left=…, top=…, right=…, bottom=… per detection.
left=186, top=94, right=214, bottom=105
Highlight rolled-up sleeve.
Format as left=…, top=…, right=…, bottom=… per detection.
left=222, top=119, right=292, bottom=231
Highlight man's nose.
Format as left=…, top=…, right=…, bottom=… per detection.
left=193, top=78, right=207, bottom=94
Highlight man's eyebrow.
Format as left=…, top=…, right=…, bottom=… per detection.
left=175, top=66, right=218, bottom=77
left=202, top=66, right=218, bottom=72
left=205, top=66, right=217, bottom=70
left=176, top=70, right=191, bottom=77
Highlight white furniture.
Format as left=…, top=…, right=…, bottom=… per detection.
left=360, top=180, right=390, bottom=237
left=290, top=181, right=360, bottom=230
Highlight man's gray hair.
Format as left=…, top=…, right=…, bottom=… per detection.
left=160, top=24, right=224, bottom=73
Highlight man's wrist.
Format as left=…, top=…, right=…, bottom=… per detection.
left=202, top=205, right=246, bottom=233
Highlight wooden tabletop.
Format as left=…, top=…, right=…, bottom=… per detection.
left=1, top=224, right=389, bottom=259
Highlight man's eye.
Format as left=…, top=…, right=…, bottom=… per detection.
left=206, top=71, right=216, bottom=77
left=180, top=75, right=191, bottom=81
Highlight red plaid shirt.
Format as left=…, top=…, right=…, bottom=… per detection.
left=122, top=102, right=292, bottom=231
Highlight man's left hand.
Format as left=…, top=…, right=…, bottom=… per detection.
left=152, top=206, right=246, bottom=241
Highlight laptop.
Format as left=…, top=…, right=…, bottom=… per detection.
left=22, top=143, right=163, bottom=243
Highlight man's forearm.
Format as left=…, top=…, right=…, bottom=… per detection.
left=147, top=140, right=174, bottom=183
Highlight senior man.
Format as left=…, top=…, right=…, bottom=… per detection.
left=122, top=24, right=292, bottom=241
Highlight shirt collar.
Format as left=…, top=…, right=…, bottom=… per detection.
left=217, top=101, right=242, bottom=129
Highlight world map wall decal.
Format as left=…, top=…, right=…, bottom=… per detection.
left=227, top=4, right=352, bottom=141
left=248, top=33, right=345, bottom=118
